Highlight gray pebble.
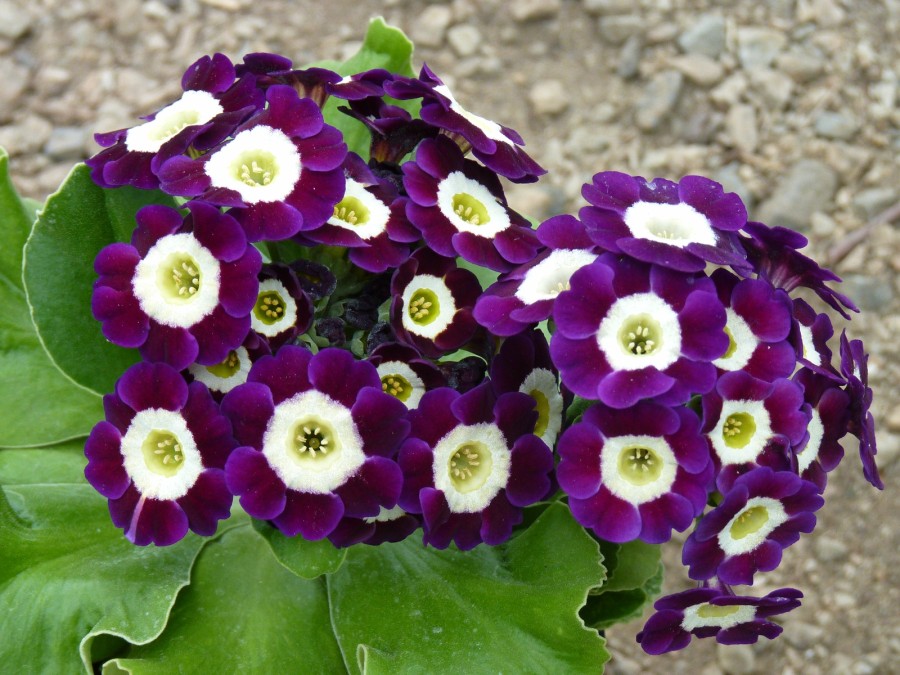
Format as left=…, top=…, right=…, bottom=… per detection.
left=0, top=0, right=32, bottom=40
left=737, top=27, right=787, bottom=69
left=841, top=274, right=895, bottom=311
left=677, top=14, right=726, bottom=59
left=616, top=35, right=643, bottom=80
left=717, top=643, right=756, bottom=674
left=44, top=127, right=89, bottom=161
left=635, top=70, right=683, bottom=131
left=0, top=115, right=53, bottom=155
left=814, top=536, right=849, bottom=563
left=785, top=621, right=825, bottom=651
left=528, top=80, right=569, bottom=116
left=747, top=67, right=794, bottom=109
left=714, top=162, right=755, bottom=209
left=669, top=54, right=724, bottom=86
left=815, top=111, right=860, bottom=140
left=852, top=187, right=898, bottom=219
left=510, top=0, right=560, bottom=23
left=410, top=5, right=453, bottom=48
left=447, top=25, right=482, bottom=58
left=726, top=103, right=758, bottom=153
left=598, top=15, right=643, bottom=45
left=583, top=0, right=633, bottom=14
left=776, top=51, right=825, bottom=83
left=757, top=159, right=838, bottom=230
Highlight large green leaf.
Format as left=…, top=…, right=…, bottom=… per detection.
left=22, top=164, right=177, bottom=395
left=0, top=444, right=208, bottom=673
left=598, top=539, right=661, bottom=593
left=0, top=148, right=33, bottom=289
left=328, top=503, right=608, bottom=674
left=104, top=525, right=346, bottom=674
left=581, top=540, right=663, bottom=631
left=252, top=518, right=347, bottom=579
left=581, top=564, right=663, bottom=632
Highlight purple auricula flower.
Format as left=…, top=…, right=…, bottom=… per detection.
left=222, top=346, right=409, bottom=541
left=792, top=367, right=850, bottom=492
left=84, top=362, right=236, bottom=546
left=384, top=64, right=546, bottom=183
left=473, top=214, right=600, bottom=336
left=490, top=330, right=564, bottom=450
left=250, top=262, right=315, bottom=351
left=157, top=84, right=347, bottom=241
left=790, top=298, right=840, bottom=380
left=709, top=269, right=796, bottom=382
left=367, top=342, right=446, bottom=411
left=390, top=248, right=482, bottom=359
left=741, top=221, right=858, bottom=320
left=88, top=53, right=262, bottom=190
left=92, top=202, right=261, bottom=371
left=839, top=332, right=883, bottom=490
left=702, top=371, right=809, bottom=492
left=340, top=99, right=438, bottom=165
left=327, top=505, right=421, bottom=548
left=580, top=172, right=749, bottom=274
left=558, top=401, right=711, bottom=544
left=297, top=152, right=420, bottom=273
left=403, top=136, right=540, bottom=272
left=550, top=254, right=729, bottom=409
left=398, top=382, right=554, bottom=550
left=637, top=586, right=803, bottom=654
left=187, top=331, right=271, bottom=401
left=682, top=467, right=823, bottom=585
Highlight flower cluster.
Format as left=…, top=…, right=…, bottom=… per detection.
left=85, top=49, right=880, bottom=655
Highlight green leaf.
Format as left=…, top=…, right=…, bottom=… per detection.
left=252, top=518, right=347, bottom=579
left=328, top=503, right=608, bottom=674
left=581, top=563, right=663, bottom=631
left=0, top=148, right=33, bottom=289
left=22, top=163, right=178, bottom=395
left=104, top=525, right=346, bottom=674
left=599, top=539, right=661, bottom=593
left=0, top=444, right=207, bottom=674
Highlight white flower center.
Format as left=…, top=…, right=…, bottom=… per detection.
left=188, top=346, right=251, bottom=394
left=434, top=84, right=512, bottom=146
left=796, top=408, right=824, bottom=475
left=132, top=233, right=221, bottom=329
left=376, top=361, right=427, bottom=409
left=328, top=179, right=391, bottom=240
left=204, top=125, right=302, bottom=204
left=600, top=435, right=678, bottom=505
left=120, top=408, right=204, bottom=500
left=514, top=249, right=598, bottom=305
left=261, top=389, right=366, bottom=494
left=125, top=90, right=223, bottom=153
left=622, top=201, right=717, bottom=249
left=518, top=368, right=563, bottom=449
left=251, top=279, right=298, bottom=337
left=432, top=423, right=512, bottom=513
left=597, top=293, right=682, bottom=371
left=709, top=400, right=773, bottom=466
left=717, top=496, right=789, bottom=557
left=681, top=602, right=757, bottom=632
left=400, top=275, right=456, bottom=340
left=713, top=309, right=758, bottom=371
left=436, top=171, right=511, bottom=237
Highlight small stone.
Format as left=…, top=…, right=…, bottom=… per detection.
left=617, top=35, right=643, bottom=80
left=841, top=274, right=895, bottom=311
left=510, top=0, right=560, bottom=22
left=810, top=212, right=837, bottom=237
left=0, top=0, right=32, bottom=40
left=814, top=111, right=860, bottom=140
left=747, top=68, right=794, bottom=109
left=669, top=54, right=724, bottom=86
left=814, top=536, right=849, bottom=563
left=447, top=24, right=481, bottom=57
left=737, top=27, right=787, bottom=69
left=410, top=5, right=453, bottom=48
left=0, top=61, right=28, bottom=122
left=598, top=15, right=643, bottom=45
left=758, top=159, right=838, bottom=230
left=0, top=115, right=53, bottom=155
left=44, top=127, right=89, bottom=161
left=528, top=80, right=569, bottom=116
left=714, top=162, right=755, bottom=209
left=506, top=184, right=561, bottom=221
left=717, top=643, right=756, bottom=674
left=726, top=104, right=758, bottom=153
left=710, top=72, right=748, bottom=107
left=797, top=0, right=846, bottom=27
left=677, top=14, right=726, bottom=59
left=776, top=51, right=825, bottom=82
left=635, top=70, right=683, bottom=131
left=785, top=621, right=825, bottom=650
left=852, top=187, right=898, bottom=219
left=583, top=0, right=633, bottom=14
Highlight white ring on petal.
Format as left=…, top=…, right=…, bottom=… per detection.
left=204, top=125, right=302, bottom=204
left=132, top=233, right=221, bottom=329
left=717, top=496, right=789, bottom=557
left=251, top=278, right=298, bottom=338
left=433, top=423, right=511, bottom=513
left=400, top=274, right=456, bottom=340
left=597, top=292, right=682, bottom=371
left=600, top=435, right=678, bottom=505
left=709, top=399, right=773, bottom=466
left=797, top=409, right=824, bottom=475
left=436, top=171, right=511, bottom=237
left=364, top=505, right=407, bottom=524
left=518, top=367, right=563, bottom=448
left=188, top=346, right=251, bottom=394
left=376, top=361, right=427, bottom=409
left=798, top=324, right=820, bottom=366
left=434, top=84, right=512, bottom=146
left=262, top=389, right=365, bottom=494
left=713, top=309, right=758, bottom=371
left=681, top=603, right=757, bottom=632
left=514, top=249, right=598, bottom=305
left=328, top=178, right=391, bottom=240
left=623, top=201, right=717, bottom=248
left=121, top=408, right=204, bottom=500
left=125, top=90, right=223, bottom=153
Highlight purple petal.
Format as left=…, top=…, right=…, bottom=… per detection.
left=506, top=435, right=553, bottom=506
left=220, top=382, right=275, bottom=449
left=335, top=457, right=403, bottom=518
left=272, top=490, right=345, bottom=539
left=224, top=446, right=286, bottom=519
left=351, top=387, right=410, bottom=458
left=116, top=361, right=188, bottom=412
left=177, top=469, right=233, bottom=535
left=140, top=324, right=200, bottom=371
left=84, top=422, right=129, bottom=499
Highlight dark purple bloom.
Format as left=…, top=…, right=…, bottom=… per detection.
left=580, top=172, right=749, bottom=273
left=339, top=99, right=438, bottom=164
left=367, top=342, right=446, bottom=410
left=158, top=84, right=347, bottom=241
left=385, top=64, right=545, bottom=183
left=403, top=136, right=539, bottom=272
left=236, top=52, right=341, bottom=107
left=683, top=467, right=823, bottom=585
left=87, top=53, right=261, bottom=190
left=187, top=331, right=271, bottom=400
left=551, top=254, right=728, bottom=408
left=250, top=262, right=315, bottom=350
left=84, top=362, right=236, bottom=546
left=91, top=202, right=261, bottom=371
left=637, top=586, right=803, bottom=654
left=558, top=401, right=712, bottom=544
left=222, top=346, right=408, bottom=541
left=327, top=505, right=421, bottom=548
left=398, top=382, right=554, bottom=550
left=790, top=298, right=840, bottom=380
left=839, top=332, right=883, bottom=489
left=792, top=368, right=849, bottom=492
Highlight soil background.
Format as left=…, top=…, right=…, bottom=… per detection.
left=1, top=0, right=898, bottom=673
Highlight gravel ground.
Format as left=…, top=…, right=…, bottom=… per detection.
left=2, top=0, right=898, bottom=673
